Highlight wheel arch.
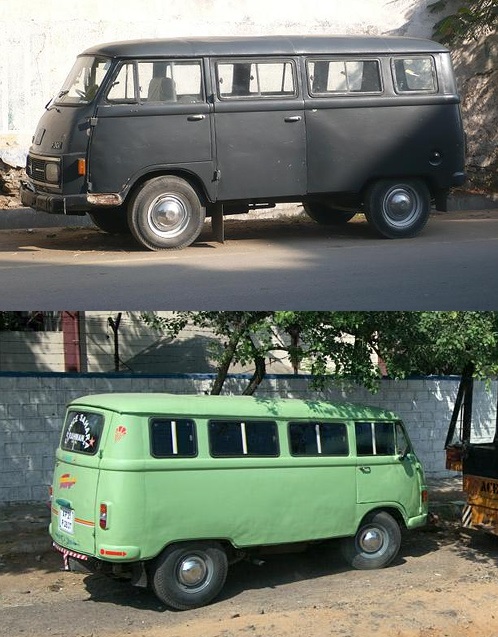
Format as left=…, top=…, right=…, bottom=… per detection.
left=357, top=505, right=407, bottom=532
left=122, top=168, right=213, bottom=209
left=360, top=175, right=434, bottom=202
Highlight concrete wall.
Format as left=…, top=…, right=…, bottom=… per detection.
left=0, top=0, right=436, bottom=156
left=1, top=372, right=496, bottom=503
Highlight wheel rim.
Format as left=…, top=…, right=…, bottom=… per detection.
left=147, top=194, right=190, bottom=238
left=176, top=553, right=212, bottom=592
left=381, top=185, right=422, bottom=229
left=358, top=525, right=386, bottom=554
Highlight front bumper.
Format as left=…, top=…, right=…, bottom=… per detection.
left=20, top=181, right=88, bottom=215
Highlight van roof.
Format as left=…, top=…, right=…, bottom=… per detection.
left=69, top=393, right=399, bottom=421
left=82, top=35, right=448, bottom=59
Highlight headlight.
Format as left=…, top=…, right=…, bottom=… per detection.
left=45, top=162, right=60, bottom=183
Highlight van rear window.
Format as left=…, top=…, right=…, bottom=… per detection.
left=150, top=419, right=197, bottom=457
left=62, top=410, right=104, bottom=455
left=392, top=57, right=436, bottom=92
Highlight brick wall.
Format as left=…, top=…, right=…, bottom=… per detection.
left=1, top=373, right=496, bottom=503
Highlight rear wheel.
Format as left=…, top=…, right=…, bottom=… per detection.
left=88, top=208, right=130, bottom=234
left=151, top=541, right=228, bottom=610
left=127, top=175, right=206, bottom=250
left=341, top=511, right=401, bottom=570
left=303, top=201, right=357, bottom=225
left=364, top=178, right=430, bottom=238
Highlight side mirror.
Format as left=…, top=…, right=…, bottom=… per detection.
left=398, top=445, right=410, bottom=461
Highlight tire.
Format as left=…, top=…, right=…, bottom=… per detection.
left=151, top=542, right=228, bottom=610
left=127, top=176, right=206, bottom=250
left=87, top=208, right=130, bottom=234
left=341, top=511, right=401, bottom=570
left=364, top=178, right=430, bottom=238
left=303, top=201, right=357, bottom=225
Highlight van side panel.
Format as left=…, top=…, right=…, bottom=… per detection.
left=305, top=100, right=464, bottom=194
left=355, top=454, right=425, bottom=521
left=89, top=103, right=213, bottom=195
left=213, top=100, right=306, bottom=200
left=142, top=457, right=357, bottom=557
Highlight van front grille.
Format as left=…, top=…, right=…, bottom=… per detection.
left=29, top=157, right=47, bottom=182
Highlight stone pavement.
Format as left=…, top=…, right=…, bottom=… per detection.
left=0, top=477, right=465, bottom=558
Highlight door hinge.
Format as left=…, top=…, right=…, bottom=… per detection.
left=213, top=169, right=221, bottom=182
left=90, top=117, right=98, bottom=127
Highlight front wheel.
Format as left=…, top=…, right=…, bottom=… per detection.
left=151, top=542, right=228, bottom=610
left=341, top=511, right=401, bottom=570
left=364, top=179, right=430, bottom=238
left=128, top=176, right=206, bottom=250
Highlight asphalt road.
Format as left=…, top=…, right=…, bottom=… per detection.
left=0, top=208, right=497, bottom=309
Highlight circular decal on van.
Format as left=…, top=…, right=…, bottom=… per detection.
left=64, top=412, right=96, bottom=451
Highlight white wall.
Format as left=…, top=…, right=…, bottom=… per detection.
left=1, top=372, right=496, bottom=502
left=0, top=0, right=437, bottom=160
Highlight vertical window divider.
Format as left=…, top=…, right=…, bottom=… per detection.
left=371, top=422, right=377, bottom=455
left=315, top=423, right=322, bottom=455
left=241, top=421, right=248, bottom=455
left=171, top=420, right=178, bottom=455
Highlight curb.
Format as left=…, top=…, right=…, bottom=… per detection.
left=0, top=193, right=496, bottom=231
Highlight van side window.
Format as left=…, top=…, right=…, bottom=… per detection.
left=392, top=57, right=436, bottom=92
left=209, top=420, right=279, bottom=456
left=307, top=59, right=382, bottom=95
left=355, top=421, right=396, bottom=456
left=216, top=60, right=296, bottom=99
left=107, top=63, right=136, bottom=102
left=61, top=410, right=104, bottom=455
left=150, top=419, right=197, bottom=457
left=138, top=60, right=203, bottom=103
left=289, top=422, right=348, bottom=456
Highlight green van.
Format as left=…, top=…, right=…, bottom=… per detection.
left=49, top=393, right=428, bottom=610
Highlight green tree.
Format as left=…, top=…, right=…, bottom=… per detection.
left=142, top=312, right=498, bottom=395
left=430, top=0, right=498, bottom=44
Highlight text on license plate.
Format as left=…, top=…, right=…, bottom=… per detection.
left=59, top=507, right=74, bottom=534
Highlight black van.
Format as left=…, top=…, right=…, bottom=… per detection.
left=20, top=35, right=466, bottom=250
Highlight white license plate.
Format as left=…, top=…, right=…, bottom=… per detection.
left=59, top=507, right=74, bottom=534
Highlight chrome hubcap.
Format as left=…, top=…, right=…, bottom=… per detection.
left=359, top=527, right=385, bottom=553
left=147, top=194, right=190, bottom=238
left=383, top=187, right=420, bottom=228
left=177, top=555, right=208, bottom=588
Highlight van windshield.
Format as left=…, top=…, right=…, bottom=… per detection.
left=54, top=56, right=111, bottom=105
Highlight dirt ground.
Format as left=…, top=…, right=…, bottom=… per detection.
left=2, top=501, right=498, bottom=637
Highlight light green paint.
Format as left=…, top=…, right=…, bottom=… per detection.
left=49, top=393, right=428, bottom=563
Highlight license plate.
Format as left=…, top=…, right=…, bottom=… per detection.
left=59, top=507, right=74, bottom=534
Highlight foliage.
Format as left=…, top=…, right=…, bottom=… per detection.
left=0, top=311, right=51, bottom=331
left=429, top=0, right=498, bottom=44
left=375, top=311, right=498, bottom=379
left=143, top=312, right=498, bottom=396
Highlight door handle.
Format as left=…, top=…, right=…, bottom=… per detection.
left=187, top=114, right=206, bottom=121
left=284, top=115, right=302, bottom=123
left=359, top=466, right=371, bottom=474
